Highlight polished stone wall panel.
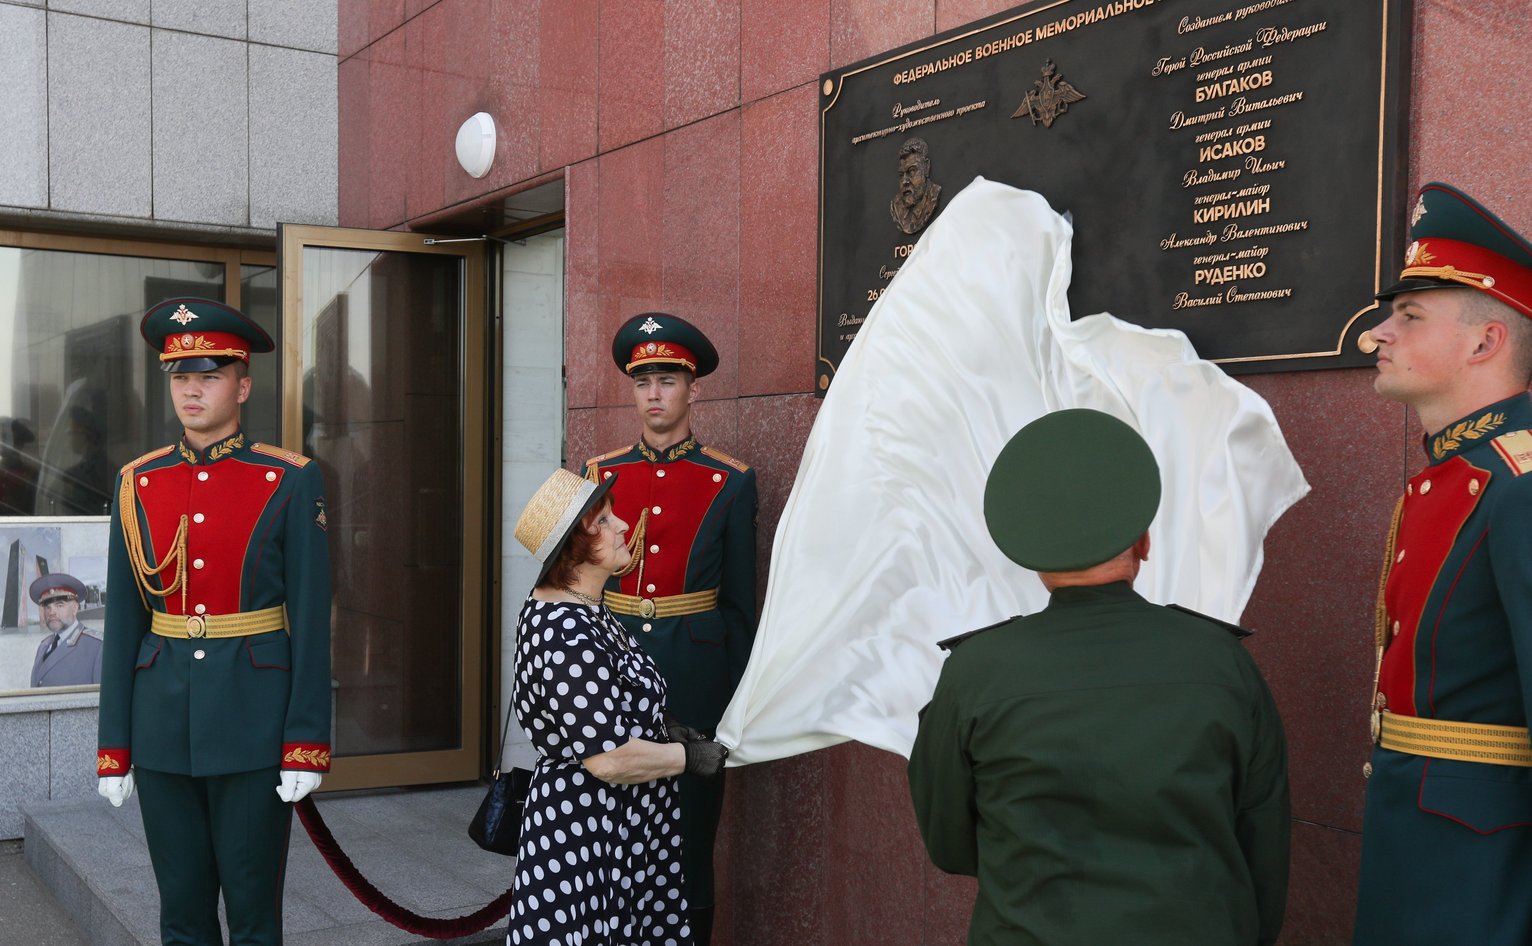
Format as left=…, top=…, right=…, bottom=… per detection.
left=251, top=46, right=339, bottom=228
left=662, top=112, right=743, bottom=401
left=0, top=5, right=47, bottom=209
left=47, top=15, right=152, bottom=218
left=599, top=0, right=666, bottom=152
left=664, top=0, right=741, bottom=130
left=152, top=0, right=246, bottom=40
left=151, top=31, right=249, bottom=225
left=251, top=0, right=341, bottom=55
left=741, top=0, right=829, bottom=102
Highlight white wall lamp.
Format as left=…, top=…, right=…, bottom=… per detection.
left=455, top=112, right=496, bottom=179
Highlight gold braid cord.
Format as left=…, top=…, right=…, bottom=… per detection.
left=118, top=473, right=188, bottom=614
left=613, top=509, right=648, bottom=579
left=1368, top=495, right=1406, bottom=752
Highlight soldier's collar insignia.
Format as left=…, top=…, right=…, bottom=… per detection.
left=636, top=434, right=698, bottom=464
left=639, top=316, right=662, bottom=335
left=179, top=431, right=246, bottom=465
left=1430, top=410, right=1506, bottom=460
left=169, top=304, right=199, bottom=326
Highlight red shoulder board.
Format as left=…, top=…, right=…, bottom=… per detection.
left=250, top=443, right=311, bottom=467
left=701, top=446, right=750, bottom=472
left=1490, top=429, right=1532, bottom=475
left=119, top=445, right=175, bottom=476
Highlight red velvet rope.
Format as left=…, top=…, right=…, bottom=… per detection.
left=296, top=797, right=515, bottom=939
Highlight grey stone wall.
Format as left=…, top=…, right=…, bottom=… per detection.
left=0, top=0, right=338, bottom=237
left=1, top=692, right=99, bottom=839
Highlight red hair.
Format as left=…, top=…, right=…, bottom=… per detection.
left=541, top=500, right=607, bottom=591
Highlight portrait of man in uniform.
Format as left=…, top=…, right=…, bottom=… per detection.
left=890, top=136, right=942, bottom=235
left=29, top=572, right=102, bottom=687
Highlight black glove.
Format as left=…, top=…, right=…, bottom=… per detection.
left=683, top=739, right=729, bottom=777
left=665, top=716, right=708, bottom=745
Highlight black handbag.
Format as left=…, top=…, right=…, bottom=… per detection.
left=468, top=702, right=532, bottom=855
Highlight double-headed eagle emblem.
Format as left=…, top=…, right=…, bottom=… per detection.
left=1011, top=59, right=1086, bottom=128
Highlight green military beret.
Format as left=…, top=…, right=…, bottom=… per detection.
left=1376, top=182, right=1532, bottom=319
left=611, top=312, right=719, bottom=377
left=984, top=408, right=1161, bottom=572
left=140, top=296, right=274, bottom=372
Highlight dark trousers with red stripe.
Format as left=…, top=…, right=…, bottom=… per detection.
left=135, top=766, right=292, bottom=946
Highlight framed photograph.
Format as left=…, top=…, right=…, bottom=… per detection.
left=0, top=516, right=111, bottom=695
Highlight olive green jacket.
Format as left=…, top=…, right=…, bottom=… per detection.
left=909, top=582, right=1289, bottom=945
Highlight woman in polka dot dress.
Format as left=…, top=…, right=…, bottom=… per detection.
left=509, top=469, right=730, bottom=946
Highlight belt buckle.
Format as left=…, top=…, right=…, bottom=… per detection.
left=639, top=598, right=656, bottom=619
left=186, top=614, right=208, bottom=639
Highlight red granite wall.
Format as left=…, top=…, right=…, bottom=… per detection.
left=337, top=1, right=1532, bottom=942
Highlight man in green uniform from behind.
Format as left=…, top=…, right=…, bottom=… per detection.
left=908, top=408, right=1290, bottom=945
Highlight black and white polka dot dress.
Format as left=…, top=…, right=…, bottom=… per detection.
left=507, top=598, right=692, bottom=946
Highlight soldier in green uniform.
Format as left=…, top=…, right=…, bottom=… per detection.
left=909, top=409, right=1290, bottom=946
left=96, top=297, right=332, bottom=946
left=1354, top=184, right=1532, bottom=945
left=584, top=312, right=757, bottom=945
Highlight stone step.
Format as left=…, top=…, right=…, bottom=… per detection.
left=21, top=785, right=510, bottom=946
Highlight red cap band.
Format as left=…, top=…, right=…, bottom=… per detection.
left=160, top=330, right=252, bottom=363
left=1401, top=238, right=1532, bottom=319
left=627, top=340, right=698, bottom=373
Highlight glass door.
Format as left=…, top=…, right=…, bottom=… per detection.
left=279, top=225, right=487, bottom=790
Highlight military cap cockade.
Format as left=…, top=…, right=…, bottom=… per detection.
left=140, top=297, right=274, bottom=372
left=984, top=409, right=1161, bottom=572
left=611, top=312, right=719, bottom=377
left=1377, top=182, right=1532, bottom=319
left=29, top=572, right=86, bottom=606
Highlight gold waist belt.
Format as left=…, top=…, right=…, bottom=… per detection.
left=604, top=588, right=718, bottom=620
left=150, top=606, right=286, bottom=640
left=1379, top=712, right=1532, bottom=767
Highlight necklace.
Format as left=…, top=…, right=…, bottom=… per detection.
left=563, top=587, right=604, bottom=609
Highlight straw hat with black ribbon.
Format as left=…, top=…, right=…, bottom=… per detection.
left=514, top=468, right=618, bottom=586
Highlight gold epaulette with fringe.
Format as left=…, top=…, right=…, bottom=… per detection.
left=1490, top=429, right=1532, bottom=476
left=701, top=446, right=750, bottom=472
left=250, top=443, right=312, bottom=467
left=119, top=445, right=175, bottom=476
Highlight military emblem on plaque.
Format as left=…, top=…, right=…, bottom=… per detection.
left=1011, top=59, right=1086, bottom=129
left=889, top=137, right=943, bottom=236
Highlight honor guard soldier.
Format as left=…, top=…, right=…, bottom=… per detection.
left=1354, top=184, right=1532, bottom=946
left=585, top=312, right=757, bottom=945
left=97, top=298, right=332, bottom=946
left=909, top=409, right=1290, bottom=946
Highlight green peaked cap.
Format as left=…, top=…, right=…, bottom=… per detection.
left=984, top=408, right=1161, bottom=572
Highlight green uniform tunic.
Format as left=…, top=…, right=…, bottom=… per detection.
left=1355, top=393, right=1532, bottom=945
left=97, top=431, right=332, bottom=946
left=909, top=582, right=1289, bottom=946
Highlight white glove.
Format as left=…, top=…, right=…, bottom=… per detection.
left=98, top=771, right=135, bottom=807
left=276, top=770, right=322, bottom=803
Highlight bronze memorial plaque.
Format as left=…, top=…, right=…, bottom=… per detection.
left=817, top=0, right=1410, bottom=391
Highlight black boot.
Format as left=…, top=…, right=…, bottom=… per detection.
left=689, top=907, right=714, bottom=946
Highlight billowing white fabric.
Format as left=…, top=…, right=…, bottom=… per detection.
left=716, top=177, right=1310, bottom=765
